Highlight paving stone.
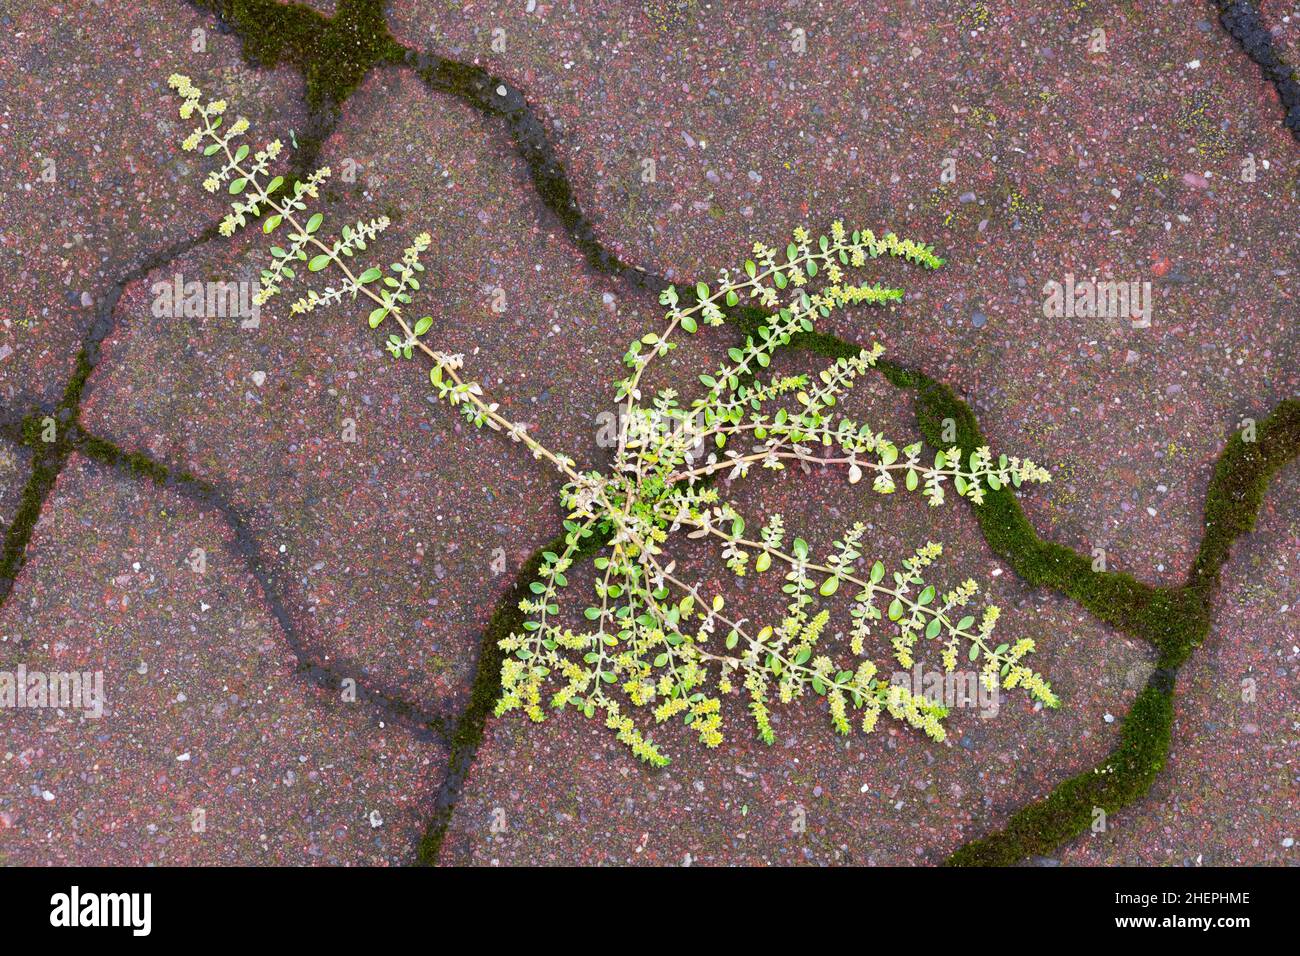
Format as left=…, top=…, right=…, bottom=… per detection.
left=1, top=0, right=1292, bottom=868
left=0, top=454, right=443, bottom=864
left=1061, top=459, right=1300, bottom=866
left=391, top=0, right=1300, bottom=588
left=0, top=0, right=306, bottom=410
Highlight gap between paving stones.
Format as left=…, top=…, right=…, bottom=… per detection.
left=1214, top=0, right=1300, bottom=141
left=1, top=0, right=1293, bottom=865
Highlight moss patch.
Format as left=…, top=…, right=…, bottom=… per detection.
left=190, top=0, right=403, bottom=111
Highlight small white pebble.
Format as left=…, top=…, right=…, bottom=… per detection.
left=1104, top=713, right=1115, bottom=723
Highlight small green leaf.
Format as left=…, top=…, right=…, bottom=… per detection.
left=754, top=551, right=772, bottom=573
left=918, top=586, right=935, bottom=606
left=725, top=631, right=739, bottom=650
left=680, top=315, right=697, bottom=333
left=956, top=615, right=975, bottom=631
left=925, top=618, right=942, bottom=639
left=228, top=178, right=246, bottom=194
left=357, top=267, right=381, bottom=284
left=413, top=316, right=433, bottom=336
left=654, top=653, right=670, bottom=667
left=306, top=213, right=323, bottom=234
left=262, top=215, right=282, bottom=234
left=888, top=599, right=903, bottom=621
left=308, top=254, right=330, bottom=272
left=819, top=576, right=839, bottom=597
left=968, top=644, right=981, bottom=662
left=870, top=561, right=885, bottom=584
left=695, top=281, right=709, bottom=301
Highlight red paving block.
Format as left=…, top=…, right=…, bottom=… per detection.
left=1062, top=460, right=1300, bottom=865
left=0, top=438, right=30, bottom=537
left=0, top=454, right=443, bottom=864
left=0, top=0, right=306, bottom=409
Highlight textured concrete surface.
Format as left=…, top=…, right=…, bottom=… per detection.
left=0, top=454, right=443, bottom=864
left=0, top=0, right=306, bottom=409
left=1062, top=460, right=1300, bottom=866
left=0, top=438, right=30, bottom=538
left=0, top=0, right=1294, bottom=866
left=391, top=0, right=1300, bottom=588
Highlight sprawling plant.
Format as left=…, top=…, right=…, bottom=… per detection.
left=168, top=75, right=1057, bottom=765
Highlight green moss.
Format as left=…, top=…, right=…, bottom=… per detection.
left=192, top=0, right=402, bottom=111
left=947, top=679, right=1174, bottom=866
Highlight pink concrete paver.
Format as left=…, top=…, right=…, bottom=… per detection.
left=0, top=454, right=443, bottom=865
left=0, top=0, right=306, bottom=409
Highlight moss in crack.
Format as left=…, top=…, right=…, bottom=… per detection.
left=190, top=0, right=403, bottom=113
left=417, top=522, right=613, bottom=865
left=947, top=676, right=1175, bottom=866
left=75, top=430, right=177, bottom=486
left=0, top=414, right=71, bottom=601
left=1190, top=399, right=1300, bottom=597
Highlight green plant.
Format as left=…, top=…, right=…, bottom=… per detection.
left=168, top=74, right=1057, bottom=765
